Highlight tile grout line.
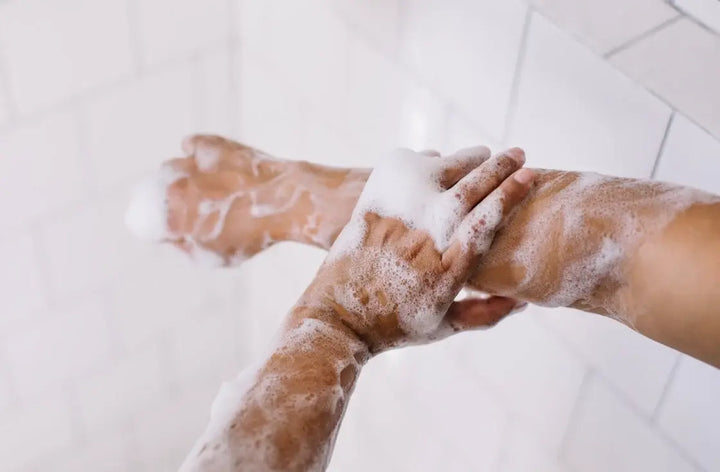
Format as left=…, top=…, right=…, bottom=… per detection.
left=604, top=14, right=683, bottom=59
left=651, top=110, right=676, bottom=179
left=226, top=0, right=241, bottom=136
left=502, top=6, right=534, bottom=145
left=666, top=0, right=720, bottom=37
left=125, top=0, right=145, bottom=75
left=650, top=353, right=683, bottom=421
left=557, top=367, right=594, bottom=463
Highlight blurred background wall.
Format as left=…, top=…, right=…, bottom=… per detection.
left=1, top=0, right=719, bottom=470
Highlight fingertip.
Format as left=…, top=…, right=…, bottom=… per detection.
left=513, top=168, right=536, bottom=186
left=504, top=147, right=526, bottom=165
left=181, top=135, right=197, bottom=156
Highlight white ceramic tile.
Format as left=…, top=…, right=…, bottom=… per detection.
left=396, top=345, right=509, bottom=471
left=0, top=0, right=133, bottom=114
left=169, top=303, right=240, bottom=384
left=675, top=0, right=720, bottom=33
left=239, top=0, right=350, bottom=122
left=134, top=382, right=218, bottom=471
left=332, top=0, right=401, bottom=55
left=346, top=37, right=448, bottom=159
left=108, top=248, right=234, bottom=351
left=498, top=422, right=572, bottom=472
left=37, top=429, right=134, bottom=472
left=655, top=113, right=720, bottom=194
left=657, top=355, right=720, bottom=471
left=75, top=343, right=169, bottom=433
left=0, top=110, right=87, bottom=231
left=529, top=0, right=678, bottom=54
left=83, top=63, right=195, bottom=190
left=0, top=232, right=45, bottom=329
left=611, top=18, right=720, bottom=139
left=564, top=375, right=696, bottom=472
left=193, top=49, right=235, bottom=136
left=401, top=0, right=528, bottom=139
left=0, top=68, right=11, bottom=125
left=454, top=315, right=586, bottom=453
left=445, top=110, right=504, bottom=155
left=6, top=297, right=114, bottom=399
left=0, top=396, right=74, bottom=471
left=135, top=0, right=229, bottom=67
left=510, top=14, right=671, bottom=178
left=537, top=307, right=679, bottom=416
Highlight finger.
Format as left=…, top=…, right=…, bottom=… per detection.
left=438, top=145, right=492, bottom=187
left=452, top=166, right=536, bottom=258
left=445, top=297, right=526, bottom=331
left=448, top=147, right=526, bottom=211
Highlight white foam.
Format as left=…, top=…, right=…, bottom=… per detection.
left=510, top=171, right=720, bottom=310
left=329, top=148, right=486, bottom=259
left=124, top=166, right=185, bottom=241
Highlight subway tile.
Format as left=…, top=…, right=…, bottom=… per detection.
left=35, top=428, right=135, bottom=472
left=0, top=395, right=75, bottom=471
left=0, top=110, right=87, bottom=231
left=537, top=307, right=679, bottom=416
left=655, top=113, right=720, bottom=194
left=498, top=421, right=572, bottom=472
left=0, top=231, right=45, bottom=329
left=0, top=0, right=133, bottom=114
left=193, top=49, right=235, bottom=137
left=564, top=375, right=696, bottom=472
left=6, top=297, right=114, bottom=400
left=611, top=18, right=720, bottom=139
left=529, top=0, right=678, bottom=54
left=657, top=355, right=720, bottom=471
left=401, top=0, right=528, bottom=139
left=510, top=14, right=671, bottom=178
left=454, top=314, right=586, bottom=453
left=331, top=0, right=402, bottom=55
left=134, top=382, right=219, bottom=471
left=75, top=343, right=170, bottom=434
left=82, top=64, right=195, bottom=190
left=346, top=37, right=448, bottom=159
left=169, top=302, right=241, bottom=385
left=674, top=0, right=720, bottom=34
left=238, top=0, right=350, bottom=122
left=135, top=0, right=229, bottom=67
left=445, top=110, right=504, bottom=155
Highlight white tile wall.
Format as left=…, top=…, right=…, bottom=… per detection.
left=674, top=0, right=720, bottom=34
left=134, top=0, right=230, bottom=67
left=6, top=296, right=115, bottom=400
left=611, top=18, right=720, bottom=138
left=564, top=375, right=697, bottom=472
left=509, top=13, right=671, bottom=178
left=0, top=0, right=134, bottom=115
left=537, top=307, right=679, bottom=416
left=528, top=0, right=678, bottom=54
left=656, top=113, right=720, bottom=193
left=656, top=355, right=720, bottom=471
left=0, top=110, right=87, bottom=231
left=1, top=0, right=719, bottom=470
left=401, top=0, right=529, bottom=140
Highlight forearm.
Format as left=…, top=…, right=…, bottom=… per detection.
left=180, top=306, right=368, bottom=472
left=283, top=162, right=720, bottom=364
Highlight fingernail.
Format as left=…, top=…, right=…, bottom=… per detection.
left=505, top=147, right=526, bottom=165
left=510, top=302, right=529, bottom=314
left=514, top=168, right=535, bottom=185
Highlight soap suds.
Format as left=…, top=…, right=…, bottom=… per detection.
left=510, top=170, right=720, bottom=311
left=125, top=166, right=185, bottom=241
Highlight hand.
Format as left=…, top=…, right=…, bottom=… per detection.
left=298, top=147, right=536, bottom=354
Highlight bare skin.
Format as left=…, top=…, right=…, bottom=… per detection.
left=154, top=135, right=720, bottom=367
left=179, top=146, right=536, bottom=471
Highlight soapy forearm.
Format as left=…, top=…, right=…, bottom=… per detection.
left=179, top=307, right=367, bottom=472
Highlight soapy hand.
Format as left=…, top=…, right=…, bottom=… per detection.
left=298, top=147, right=536, bottom=353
